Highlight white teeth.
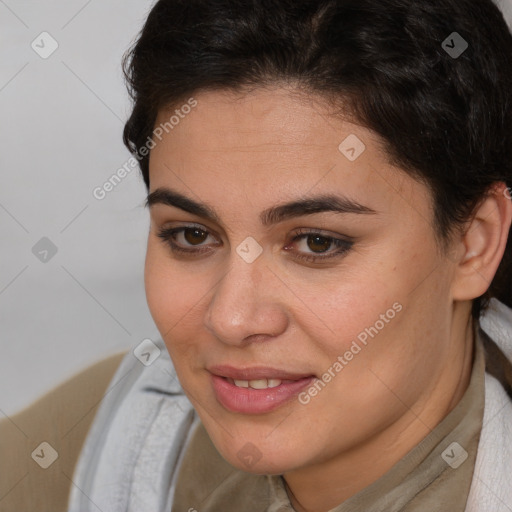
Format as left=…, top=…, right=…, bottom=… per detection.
left=249, top=379, right=268, bottom=389
left=232, top=378, right=283, bottom=389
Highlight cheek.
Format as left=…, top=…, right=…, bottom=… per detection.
left=144, top=250, right=206, bottom=381
left=144, top=243, right=169, bottom=328
left=144, top=242, right=200, bottom=337
left=308, top=241, right=442, bottom=373
left=299, top=256, right=403, bottom=355
left=316, top=292, right=404, bottom=374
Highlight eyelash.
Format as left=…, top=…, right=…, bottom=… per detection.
left=156, top=225, right=354, bottom=263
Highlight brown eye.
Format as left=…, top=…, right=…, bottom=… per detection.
left=287, top=230, right=354, bottom=263
left=156, top=225, right=217, bottom=254
left=306, top=235, right=332, bottom=253
left=157, top=225, right=352, bottom=263
left=183, top=228, right=208, bottom=245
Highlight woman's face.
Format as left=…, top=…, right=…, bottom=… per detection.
left=145, top=86, right=460, bottom=474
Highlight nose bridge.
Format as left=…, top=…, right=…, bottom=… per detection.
left=204, top=249, right=288, bottom=344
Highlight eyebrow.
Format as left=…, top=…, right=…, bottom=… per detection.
left=145, top=187, right=377, bottom=226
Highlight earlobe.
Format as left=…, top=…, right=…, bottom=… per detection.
left=451, top=182, right=512, bottom=301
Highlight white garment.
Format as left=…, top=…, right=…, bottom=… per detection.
left=465, top=299, right=512, bottom=512
left=67, top=340, right=196, bottom=512
left=68, top=298, right=512, bottom=512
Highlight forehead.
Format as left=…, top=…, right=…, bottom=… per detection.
left=149, top=87, right=432, bottom=225
left=153, top=86, right=380, bottom=159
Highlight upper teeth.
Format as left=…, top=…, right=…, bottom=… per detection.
left=233, top=378, right=282, bottom=389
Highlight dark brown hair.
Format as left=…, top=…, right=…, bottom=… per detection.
left=122, top=0, right=512, bottom=318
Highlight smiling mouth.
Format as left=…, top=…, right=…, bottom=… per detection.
left=209, top=370, right=316, bottom=414
left=227, top=377, right=297, bottom=389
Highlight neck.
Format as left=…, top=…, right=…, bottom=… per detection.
left=284, top=306, right=475, bottom=512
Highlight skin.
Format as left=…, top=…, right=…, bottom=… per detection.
left=144, top=86, right=511, bottom=512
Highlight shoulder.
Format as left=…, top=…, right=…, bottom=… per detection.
left=67, top=339, right=195, bottom=512
left=0, top=350, right=128, bottom=512
left=480, top=298, right=512, bottom=400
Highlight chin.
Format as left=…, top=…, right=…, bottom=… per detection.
left=222, top=446, right=300, bottom=475
left=201, top=419, right=307, bottom=475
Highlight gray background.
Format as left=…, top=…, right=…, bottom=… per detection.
left=1, top=0, right=512, bottom=417
left=0, top=0, right=157, bottom=417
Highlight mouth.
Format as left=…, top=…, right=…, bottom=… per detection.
left=208, top=365, right=316, bottom=414
left=208, top=364, right=315, bottom=381
left=226, top=377, right=293, bottom=389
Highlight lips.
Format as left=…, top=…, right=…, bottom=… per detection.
left=208, top=365, right=316, bottom=414
left=208, top=364, right=314, bottom=381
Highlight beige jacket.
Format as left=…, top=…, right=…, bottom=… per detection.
left=0, top=351, right=127, bottom=512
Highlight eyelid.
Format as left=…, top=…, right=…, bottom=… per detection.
left=156, top=223, right=354, bottom=261
left=290, top=227, right=353, bottom=242
left=286, top=228, right=353, bottom=263
left=157, top=224, right=220, bottom=253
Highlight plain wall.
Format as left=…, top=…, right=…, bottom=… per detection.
left=0, top=0, right=157, bottom=417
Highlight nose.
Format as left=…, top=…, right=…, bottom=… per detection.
left=203, top=251, right=289, bottom=347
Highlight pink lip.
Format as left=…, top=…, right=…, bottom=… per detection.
left=208, top=365, right=315, bottom=414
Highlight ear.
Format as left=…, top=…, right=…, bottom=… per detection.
left=451, top=182, right=512, bottom=301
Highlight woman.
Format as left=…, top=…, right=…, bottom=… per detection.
left=2, top=0, right=512, bottom=511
